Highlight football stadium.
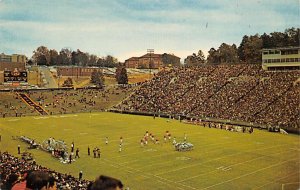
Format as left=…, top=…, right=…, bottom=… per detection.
left=0, top=1, right=300, bottom=190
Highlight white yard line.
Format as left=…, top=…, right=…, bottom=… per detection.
left=252, top=171, right=299, bottom=190
left=121, top=139, right=246, bottom=165
left=156, top=144, right=285, bottom=175
left=179, top=148, right=296, bottom=182
left=101, top=158, right=189, bottom=190
left=7, top=119, right=20, bottom=121
left=200, top=158, right=299, bottom=190
left=281, top=182, right=300, bottom=190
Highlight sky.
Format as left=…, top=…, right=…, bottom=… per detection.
left=0, top=0, right=299, bottom=62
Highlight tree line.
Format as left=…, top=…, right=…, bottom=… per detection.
left=61, top=64, right=128, bottom=88
left=185, top=27, right=299, bottom=66
left=30, top=27, right=298, bottom=67
left=30, top=47, right=119, bottom=68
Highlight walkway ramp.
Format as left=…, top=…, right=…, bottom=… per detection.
left=18, top=93, right=48, bottom=115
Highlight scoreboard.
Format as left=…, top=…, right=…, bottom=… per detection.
left=4, top=70, right=28, bottom=84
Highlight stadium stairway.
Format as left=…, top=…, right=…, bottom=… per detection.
left=17, top=93, right=48, bottom=115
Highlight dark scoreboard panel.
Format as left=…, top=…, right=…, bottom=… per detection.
left=4, top=71, right=28, bottom=82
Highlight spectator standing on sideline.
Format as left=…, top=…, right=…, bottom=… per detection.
left=75, top=148, right=80, bottom=158
left=105, top=137, right=108, bottom=145
left=71, top=142, right=74, bottom=152
left=120, top=137, right=123, bottom=145
left=69, top=154, right=72, bottom=164
left=79, top=171, right=83, bottom=181
left=93, top=148, right=97, bottom=158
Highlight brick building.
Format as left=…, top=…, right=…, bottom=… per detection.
left=56, top=66, right=102, bottom=77
left=0, top=53, right=26, bottom=71
left=125, top=53, right=180, bottom=69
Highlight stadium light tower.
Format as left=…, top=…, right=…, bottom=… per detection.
left=147, top=49, right=154, bottom=78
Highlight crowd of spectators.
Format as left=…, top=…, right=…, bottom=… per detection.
left=0, top=85, right=134, bottom=117
left=27, top=86, right=133, bottom=115
left=115, top=64, right=300, bottom=129
left=0, top=152, right=124, bottom=190
left=0, top=92, right=36, bottom=118
left=0, top=151, right=91, bottom=189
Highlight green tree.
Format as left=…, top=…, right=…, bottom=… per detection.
left=57, top=48, right=72, bottom=65
left=197, top=50, right=206, bottom=63
left=71, top=49, right=89, bottom=66
left=184, top=50, right=205, bottom=66
left=91, top=69, right=105, bottom=88
left=243, top=35, right=263, bottom=64
left=88, top=54, right=98, bottom=66
left=96, top=57, right=105, bottom=67
left=104, top=55, right=118, bottom=68
left=261, top=33, right=273, bottom=48
left=207, top=48, right=220, bottom=64
left=32, top=46, right=50, bottom=65
left=238, top=35, right=249, bottom=62
left=218, top=43, right=239, bottom=64
left=49, top=49, right=58, bottom=66
left=285, top=27, right=300, bottom=46
left=116, top=64, right=128, bottom=84
left=270, top=32, right=288, bottom=48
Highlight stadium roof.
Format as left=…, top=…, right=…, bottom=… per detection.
left=262, top=46, right=300, bottom=51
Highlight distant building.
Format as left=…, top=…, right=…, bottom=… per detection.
left=0, top=53, right=27, bottom=71
left=262, top=47, right=300, bottom=70
left=56, top=66, right=103, bottom=77
left=125, top=57, right=139, bottom=68
left=125, top=53, right=180, bottom=69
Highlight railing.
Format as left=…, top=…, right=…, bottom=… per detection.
left=108, top=109, right=299, bottom=134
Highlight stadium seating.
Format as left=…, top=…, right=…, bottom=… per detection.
left=0, top=152, right=90, bottom=189
left=114, top=64, right=300, bottom=129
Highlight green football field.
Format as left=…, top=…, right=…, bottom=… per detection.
left=0, top=112, right=299, bottom=190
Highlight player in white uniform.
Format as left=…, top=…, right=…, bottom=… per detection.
left=119, top=143, right=122, bottom=152
left=173, top=137, right=176, bottom=145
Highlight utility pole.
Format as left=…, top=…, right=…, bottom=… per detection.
left=36, top=66, right=39, bottom=86
left=147, top=49, right=154, bottom=79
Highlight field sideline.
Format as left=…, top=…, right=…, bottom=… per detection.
left=0, top=112, right=299, bottom=190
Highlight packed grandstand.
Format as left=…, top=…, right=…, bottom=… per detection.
left=112, top=64, right=299, bottom=131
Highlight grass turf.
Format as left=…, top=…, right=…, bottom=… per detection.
left=0, top=112, right=299, bottom=190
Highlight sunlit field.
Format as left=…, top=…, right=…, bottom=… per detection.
left=0, top=112, right=299, bottom=190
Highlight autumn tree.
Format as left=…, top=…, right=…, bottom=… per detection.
left=62, top=77, right=73, bottom=87
left=207, top=48, right=220, bottom=64
left=184, top=50, right=205, bottom=66
left=115, top=64, right=128, bottom=84
left=91, top=69, right=105, bottom=88
left=218, top=43, right=239, bottom=64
